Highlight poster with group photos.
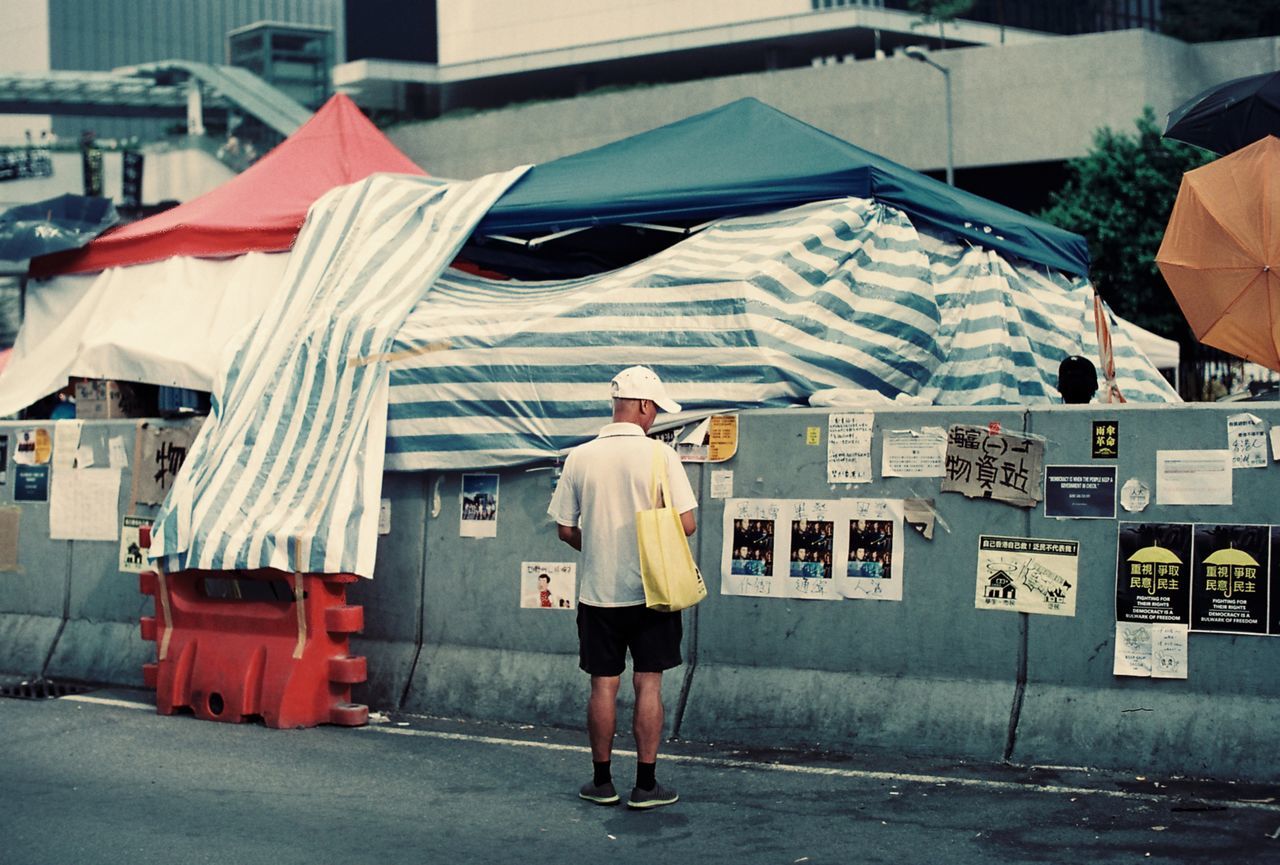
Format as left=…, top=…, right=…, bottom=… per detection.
left=722, top=497, right=904, bottom=602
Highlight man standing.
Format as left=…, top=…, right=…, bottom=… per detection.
left=549, top=366, right=697, bottom=810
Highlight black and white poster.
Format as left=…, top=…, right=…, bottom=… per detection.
left=1190, top=523, right=1269, bottom=635
left=1045, top=465, right=1117, bottom=519
left=1115, top=522, right=1192, bottom=625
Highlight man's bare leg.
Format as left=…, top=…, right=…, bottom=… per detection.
left=588, top=675, right=620, bottom=761
left=632, top=671, right=664, bottom=763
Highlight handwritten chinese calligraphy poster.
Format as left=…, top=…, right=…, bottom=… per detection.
left=942, top=425, right=1044, bottom=507
left=722, top=498, right=782, bottom=598
left=723, top=498, right=906, bottom=602
left=827, top=413, right=873, bottom=484
left=722, top=499, right=841, bottom=601
left=834, top=498, right=904, bottom=601
left=975, top=535, right=1079, bottom=616
left=782, top=499, right=839, bottom=599
left=134, top=424, right=199, bottom=505
left=1190, top=523, right=1268, bottom=634
left=1114, top=522, right=1192, bottom=625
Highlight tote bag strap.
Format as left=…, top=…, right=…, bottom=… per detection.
left=648, top=440, right=671, bottom=510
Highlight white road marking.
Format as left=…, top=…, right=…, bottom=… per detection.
left=62, top=694, right=154, bottom=711
left=363, top=725, right=1280, bottom=813
left=54, top=697, right=1280, bottom=814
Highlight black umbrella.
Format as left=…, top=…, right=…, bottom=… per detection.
left=0, top=193, right=118, bottom=262
left=1164, top=70, right=1280, bottom=155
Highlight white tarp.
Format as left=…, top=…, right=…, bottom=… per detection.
left=1114, top=316, right=1180, bottom=371
left=0, top=251, right=289, bottom=415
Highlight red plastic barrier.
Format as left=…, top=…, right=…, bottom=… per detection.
left=139, top=568, right=368, bottom=729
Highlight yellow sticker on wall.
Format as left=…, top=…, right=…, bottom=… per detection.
left=806, top=426, right=821, bottom=446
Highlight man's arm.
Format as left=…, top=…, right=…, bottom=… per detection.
left=680, top=509, right=696, bottom=537
left=557, top=523, right=582, bottom=550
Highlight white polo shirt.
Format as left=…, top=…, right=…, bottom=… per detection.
left=548, top=422, right=698, bottom=607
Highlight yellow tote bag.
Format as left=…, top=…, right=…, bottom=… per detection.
left=636, top=443, right=706, bottom=613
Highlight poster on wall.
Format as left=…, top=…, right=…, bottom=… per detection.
left=1092, top=420, right=1119, bottom=459
left=1272, top=527, right=1280, bottom=636
left=1114, top=522, right=1192, bottom=625
left=119, top=515, right=151, bottom=574
left=722, top=498, right=905, bottom=602
left=781, top=499, right=839, bottom=600
left=519, top=561, right=575, bottom=609
left=1155, top=450, right=1231, bottom=506
left=1226, top=413, right=1267, bottom=469
left=134, top=424, right=200, bottom=505
left=975, top=535, right=1079, bottom=616
left=880, top=427, right=946, bottom=478
left=1113, top=622, right=1188, bottom=679
left=1044, top=465, right=1117, bottom=519
left=14, top=465, right=49, bottom=503
left=14, top=427, right=51, bottom=466
left=942, top=425, right=1044, bottom=508
left=835, top=498, right=904, bottom=601
left=1190, top=523, right=1269, bottom=634
left=827, top=413, right=873, bottom=484
left=722, top=499, right=782, bottom=597
left=675, top=414, right=739, bottom=462
left=460, top=473, right=499, bottom=538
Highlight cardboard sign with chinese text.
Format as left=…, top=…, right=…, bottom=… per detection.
left=942, top=425, right=1044, bottom=508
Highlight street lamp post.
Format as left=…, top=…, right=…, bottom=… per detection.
left=903, top=46, right=954, bottom=187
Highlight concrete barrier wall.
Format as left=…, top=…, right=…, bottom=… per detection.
left=3, top=406, right=1279, bottom=781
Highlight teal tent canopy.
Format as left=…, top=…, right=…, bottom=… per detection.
left=479, top=97, right=1090, bottom=278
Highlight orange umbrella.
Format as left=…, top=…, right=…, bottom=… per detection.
left=1156, top=135, right=1280, bottom=371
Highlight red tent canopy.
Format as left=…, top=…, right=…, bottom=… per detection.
left=32, top=93, right=426, bottom=277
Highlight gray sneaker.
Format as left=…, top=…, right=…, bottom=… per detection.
left=627, top=783, right=679, bottom=810
left=579, top=780, right=620, bottom=805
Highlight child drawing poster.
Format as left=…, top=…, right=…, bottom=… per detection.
left=520, top=561, right=575, bottom=610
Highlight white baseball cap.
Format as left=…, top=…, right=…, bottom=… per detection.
left=610, top=365, right=682, bottom=413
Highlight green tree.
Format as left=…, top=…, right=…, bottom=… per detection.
left=908, top=0, right=976, bottom=47
left=1038, top=107, right=1212, bottom=355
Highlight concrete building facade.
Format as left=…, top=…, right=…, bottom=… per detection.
left=386, top=29, right=1277, bottom=213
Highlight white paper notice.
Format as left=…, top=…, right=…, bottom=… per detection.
left=1227, top=413, right=1268, bottom=468
left=1115, top=622, right=1188, bottom=679
left=1114, top=622, right=1152, bottom=677
left=378, top=498, right=391, bottom=535
left=1120, top=477, right=1150, bottom=513
left=881, top=427, right=947, bottom=477
left=108, top=436, right=129, bottom=469
left=74, top=445, right=95, bottom=468
left=710, top=469, right=733, bottom=499
left=52, top=420, right=82, bottom=469
left=1151, top=625, right=1188, bottom=680
left=1272, top=427, right=1280, bottom=462
left=50, top=468, right=120, bottom=541
left=827, top=413, right=873, bottom=484
left=1155, top=450, right=1232, bottom=505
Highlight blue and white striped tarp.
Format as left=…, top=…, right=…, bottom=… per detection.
left=149, top=169, right=527, bottom=576
left=384, top=198, right=1177, bottom=472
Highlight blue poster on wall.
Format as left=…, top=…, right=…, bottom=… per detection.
left=14, top=464, right=49, bottom=503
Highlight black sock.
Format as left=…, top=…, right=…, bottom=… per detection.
left=636, top=761, right=657, bottom=791
left=593, top=760, right=612, bottom=787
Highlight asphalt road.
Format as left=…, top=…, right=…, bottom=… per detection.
left=2, top=690, right=1278, bottom=865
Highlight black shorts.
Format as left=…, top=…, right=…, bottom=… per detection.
left=576, top=602, right=683, bottom=677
